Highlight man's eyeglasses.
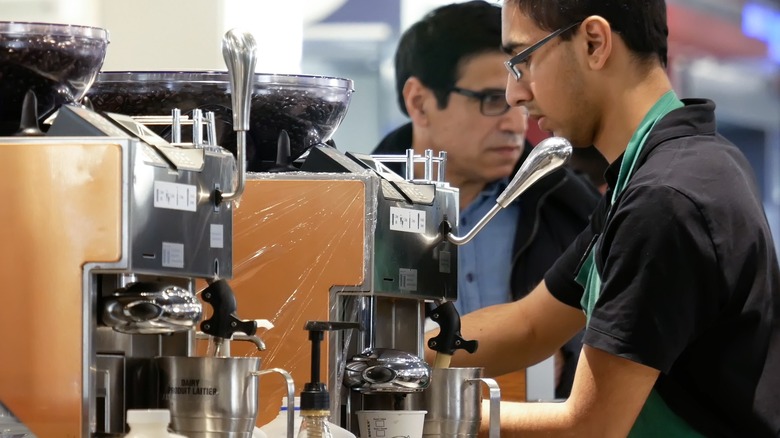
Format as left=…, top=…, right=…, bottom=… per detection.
left=450, top=86, right=511, bottom=116
left=504, top=21, right=581, bottom=81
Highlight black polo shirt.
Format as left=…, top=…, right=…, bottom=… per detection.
left=545, top=99, right=780, bottom=436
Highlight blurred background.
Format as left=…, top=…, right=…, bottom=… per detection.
left=5, top=0, right=780, bottom=233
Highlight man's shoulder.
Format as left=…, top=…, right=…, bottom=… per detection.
left=372, top=123, right=413, bottom=155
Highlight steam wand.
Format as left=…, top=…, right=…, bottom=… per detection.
left=220, top=28, right=257, bottom=203
left=446, top=137, right=573, bottom=245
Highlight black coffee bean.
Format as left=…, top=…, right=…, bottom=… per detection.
left=0, top=33, right=107, bottom=135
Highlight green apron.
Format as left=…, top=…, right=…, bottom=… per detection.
left=574, top=91, right=703, bottom=437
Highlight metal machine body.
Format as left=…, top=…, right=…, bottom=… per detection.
left=334, top=152, right=458, bottom=428
left=0, top=123, right=236, bottom=436
left=334, top=172, right=458, bottom=415
left=223, top=146, right=458, bottom=430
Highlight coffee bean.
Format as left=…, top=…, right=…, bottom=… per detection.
left=0, top=32, right=107, bottom=135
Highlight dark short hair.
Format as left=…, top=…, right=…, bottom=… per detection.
left=505, top=0, right=669, bottom=67
left=394, top=1, right=502, bottom=116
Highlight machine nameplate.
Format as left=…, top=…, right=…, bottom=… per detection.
left=154, top=181, right=197, bottom=212
left=399, top=268, right=418, bottom=291
left=162, top=242, right=185, bottom=268
left=389, top=206, right=426, bottom=234
left=210, top=224, right=224, bottom=248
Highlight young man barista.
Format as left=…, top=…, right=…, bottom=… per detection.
left=426, top=0, right=780, bottom=436
left=372, top=1, right=601, bottom=398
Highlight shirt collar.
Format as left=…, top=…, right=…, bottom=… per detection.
left=462, top=178, right=511, bottom=216
left=604, top=153, right=623, bottom=190
left=482, top=178, right=510, bottom=199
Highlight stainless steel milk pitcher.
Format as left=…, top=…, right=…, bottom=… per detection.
left=422, top=367, right=500, bottom=438
left=155, top=356, right=294, bottom=438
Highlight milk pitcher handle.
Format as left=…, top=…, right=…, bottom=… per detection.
left=252, top=368, right=296, bottom=438
left=468, top=377, right=500, bottom=438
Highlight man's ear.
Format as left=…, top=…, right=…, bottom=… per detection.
left=581, top=16, right=612, bottom=71
left=402, top=77, right=432, bottom=126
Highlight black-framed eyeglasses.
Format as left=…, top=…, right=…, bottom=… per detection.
left=504, top=21, right=582, bottom=81
left=450, top=86, right=511, bottom=116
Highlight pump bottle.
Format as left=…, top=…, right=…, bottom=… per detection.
left=296, top=321, right=361, bottom=438
left=260, top=397, right=354, bottom=438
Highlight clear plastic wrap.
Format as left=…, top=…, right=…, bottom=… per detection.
left=198, top=171, right=378, bottom=426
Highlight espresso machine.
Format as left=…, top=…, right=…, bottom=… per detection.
left=0, top=23, right=273, bottom=437
left=306, top=142, right=573, bottom=433
left=209, top=136, right=571, bottom=435
left=79, top=68, right=359, bottom=430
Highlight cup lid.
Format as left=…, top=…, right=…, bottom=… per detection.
left=127, top=409, right=171, bottom=424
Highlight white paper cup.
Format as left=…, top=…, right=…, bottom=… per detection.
left=356, top=410, right=427, bottom=438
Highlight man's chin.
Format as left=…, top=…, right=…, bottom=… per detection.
left=486, top=167, right=517, bottom=182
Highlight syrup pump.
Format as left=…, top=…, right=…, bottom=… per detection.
left=299, top=321, right=362, bottom=437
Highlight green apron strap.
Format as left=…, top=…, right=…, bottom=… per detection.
left=573, top=91, right=702, bottom=436
left=629, top=390, right=705, bottom=437
left=612, top=91, right=684, bottom=201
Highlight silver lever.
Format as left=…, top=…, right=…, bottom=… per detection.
left=220, top=28, right=257, bottom=202
left=447, top=136, right=573, bottom=245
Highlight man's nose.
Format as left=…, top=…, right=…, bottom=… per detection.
left=505, top=73, right=532, bottom=110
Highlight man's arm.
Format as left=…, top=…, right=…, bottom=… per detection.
left=425, top=280, right=585, bottom=376
left=483, top=345, right=659, bottom=437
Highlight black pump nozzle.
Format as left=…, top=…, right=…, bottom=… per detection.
left=301, top=320, right=363, bottom=411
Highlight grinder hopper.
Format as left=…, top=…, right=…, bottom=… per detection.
left=86, top=71, right=354, bottom=171
left=0, top=21, right=109, bottom=136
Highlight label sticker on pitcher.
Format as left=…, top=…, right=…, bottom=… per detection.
left=389, top=206, right=426, bottom=234
left=399, top=268, right=418, bottom=291
left=162, top=242, right=184, bottom=268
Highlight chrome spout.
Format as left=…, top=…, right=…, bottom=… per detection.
left=447, top=137, right=573, bottom=245
left=220, top=28, right=257, bottom=202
